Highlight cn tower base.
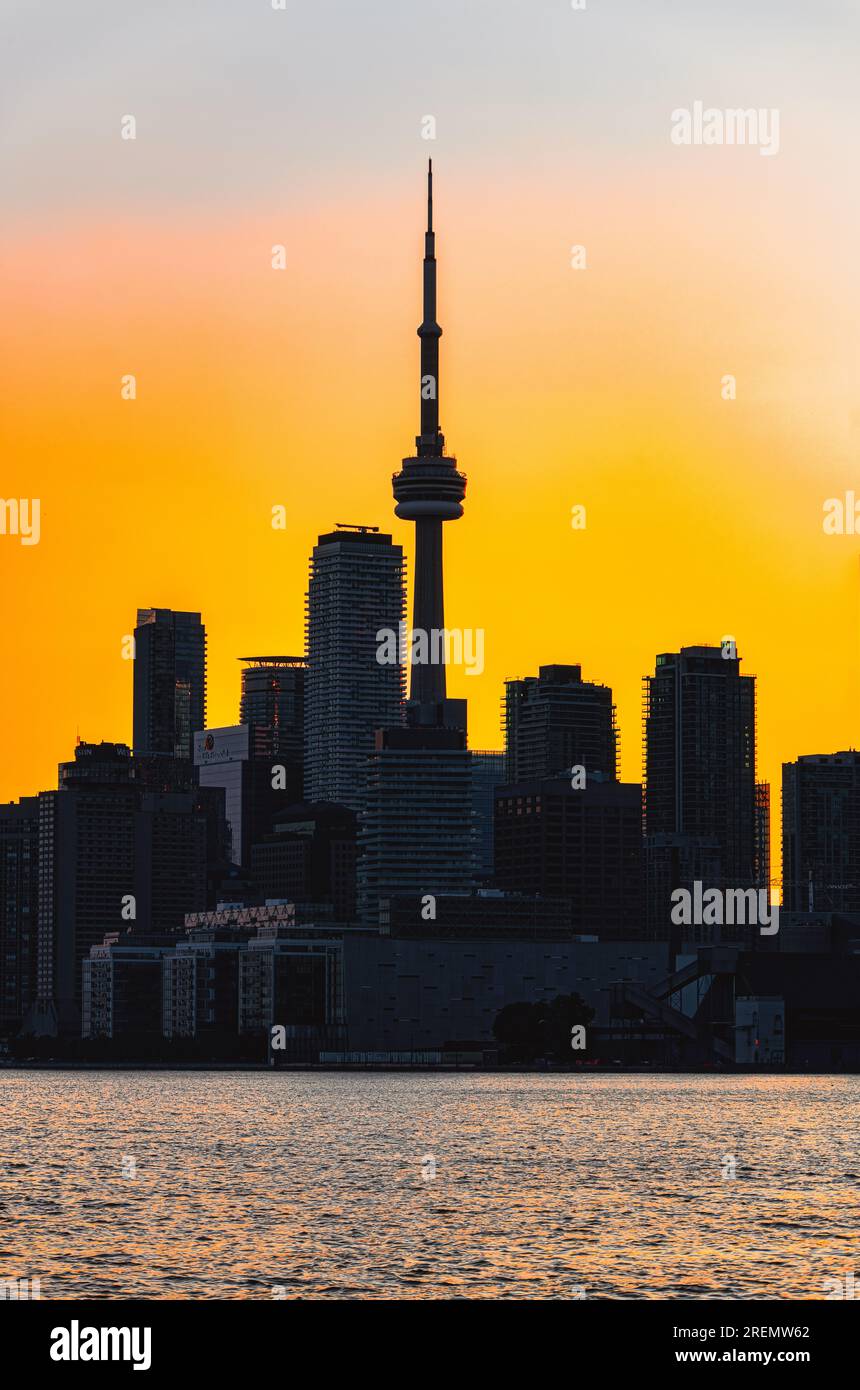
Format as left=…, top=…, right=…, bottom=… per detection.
left=406, top=696, right=468, bottom=736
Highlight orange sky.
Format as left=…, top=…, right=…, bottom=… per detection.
left=2, top=158, right=859, bottom=884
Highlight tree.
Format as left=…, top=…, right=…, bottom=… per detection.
left=493, top=1001, right=545, bottom=1061
left=543, top=993, right=595, bottom=1060
left=492, top=993, right=595, bottom=1063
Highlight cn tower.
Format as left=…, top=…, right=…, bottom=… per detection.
left=392, top=160, right=467, bottom=711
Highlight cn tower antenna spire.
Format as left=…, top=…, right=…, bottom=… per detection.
left=417, top=157, right=442, bottom=455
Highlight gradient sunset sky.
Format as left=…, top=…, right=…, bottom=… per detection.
left=2, top=0, right=860, bottom=878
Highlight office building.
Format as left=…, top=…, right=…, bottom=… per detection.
left=132, top=758, right=231, bottom=904
left=135, top=790, right=211, bottom=931
left=133, top=608, right=206, bottom=760
left=470, top=750, right=506, bottom=880
left=30, top=741, right=213, bottom=1035
left=358, top=725, right=476, bottom=926
left=194, top=724, right=287, bottom=869
left=494, top=775, right=645, bottom=940
left=250, top=802, right=357, bottom=922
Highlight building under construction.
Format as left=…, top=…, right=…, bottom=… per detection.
left=782, top=751, right=860, bottom=913
left=238, top=655, right=306, bottom=767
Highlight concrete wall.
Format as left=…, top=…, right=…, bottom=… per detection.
left=341, top=936, right=669, bottom=1050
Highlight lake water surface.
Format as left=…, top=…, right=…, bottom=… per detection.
left=1, top=1071, right=857, bottom=1299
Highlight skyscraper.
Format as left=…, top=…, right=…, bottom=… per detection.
left=194, top=724, right=286, bottom=868
left=358, top=726, right=477, bottom=926
left=133, top=609, right=207, bottom=760
left=304, top=526, right=406, bottom=810
left=33, top=743, right=138, bottom=1034
left=0, top=796, right=40, bottom=1034
left=644, top=644, right=757, bottom=896
left=755, top=780, right=771, bottom=895
left=29, top=741, right=214, bottom=1035
left=504, top=664, right=618, bottom=783
left=471, top=749, right=506, bottom=880
left=239, top=656, right=305, bottom=768
left=782, top=752, right=860, bottom=912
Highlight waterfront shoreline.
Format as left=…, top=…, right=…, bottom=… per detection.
left=1, top=1060, right=852, bottom=1074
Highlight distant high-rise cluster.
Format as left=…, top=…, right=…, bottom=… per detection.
left=2, top=165, right=859, bottom=1069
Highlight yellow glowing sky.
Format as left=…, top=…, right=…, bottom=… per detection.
left=2, top=4, right=860, bottom=888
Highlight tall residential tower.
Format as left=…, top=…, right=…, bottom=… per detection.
left=644, top=644, right=758, bottom=941
left=782, top=752, right=860, bottom=912
left=304, top=526, right=406, bottom=811
left=504, top=664, right=618, bottom=783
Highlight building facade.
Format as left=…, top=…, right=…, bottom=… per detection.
left=162, top=930, right=243, bottom=1040
left=250, top=802, right=357, bottom=922
left=782, top=752, right=860, bottom=913
left=470, top=750, right=506, bottom=881
left=304, top=527, right=406, bottom=810
left=30, top=742, right=212, bottom=1035
left=194, top=724, right=287, bottom=869
left=82, top=933, right=176, bottom=1040
left=133, top=608, right=207, bottom=760
left=0, top=797, right=41, bottom=1035
left=358, top=725, right=476, bottom=926
left=644, top=644, right=757, bottom=892
left=379, top=889, right=574, bottom=939
left=504, top=664, right=618, bottom=783
left=239, top=656, right=305, bottom=796
left=494, top=775, right=645, bottom=940
left=341, top=934, right=667, bottom=1052
left=239, top=918, right=347, bottom=1059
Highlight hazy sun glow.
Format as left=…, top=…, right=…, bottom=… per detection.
left=2, top=2, right=859, bottom=884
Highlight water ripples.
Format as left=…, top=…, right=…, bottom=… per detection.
left=0, top=1070, right=857, bottom=1299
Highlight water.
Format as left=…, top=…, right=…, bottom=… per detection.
left=0, top=1071, right=857, bottom=1300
